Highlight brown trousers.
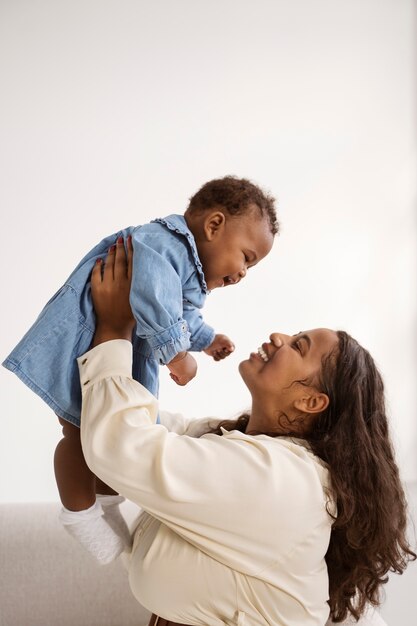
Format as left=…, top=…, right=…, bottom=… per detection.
left=148, top=613, right=192, bottom=626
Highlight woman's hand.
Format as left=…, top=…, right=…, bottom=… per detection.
left=91, top=236, right=135, bottom=346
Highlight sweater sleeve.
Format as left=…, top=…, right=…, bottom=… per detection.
left=158, top=410, right=222, bottom=437
left=78, top=340, right=332, bottom=574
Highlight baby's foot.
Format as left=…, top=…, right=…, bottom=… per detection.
left=59, top=500, right=125, bottom=565
left=96, top=494, right=132, bottom=551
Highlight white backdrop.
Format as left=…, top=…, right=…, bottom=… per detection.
left=0, top=0, right=416, bottom=503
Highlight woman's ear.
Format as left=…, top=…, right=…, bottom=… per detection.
left=203, top=211, right=226, bottom=241
left=294, top=392, right=329, bottom=415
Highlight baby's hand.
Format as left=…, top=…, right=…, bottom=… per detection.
left=167, top=352, right=197, bottom=386
left=203, top=334, right=235, bottom=362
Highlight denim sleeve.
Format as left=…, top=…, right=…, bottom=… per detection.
left=129, top=238, right=191, bottom=365
left=182, top=306, right=215, bottom=352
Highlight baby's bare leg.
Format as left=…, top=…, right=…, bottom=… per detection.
left=54, top=417, right=95, bottom=510
left=55, top=416, right=128, bottom=563
left=54, top=418, right=118, bottom=505
left=95, top=476, right=118, bottom=496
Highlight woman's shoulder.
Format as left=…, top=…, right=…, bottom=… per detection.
left=223, top=430, right=333, bottom=485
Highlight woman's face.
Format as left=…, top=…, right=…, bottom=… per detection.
left=239, top=328, right=339, bottom=433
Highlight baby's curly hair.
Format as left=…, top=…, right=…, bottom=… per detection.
left=186, top=175, right=279, bottom=236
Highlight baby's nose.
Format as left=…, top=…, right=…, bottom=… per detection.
left=228, top=269, right=246, bottom=284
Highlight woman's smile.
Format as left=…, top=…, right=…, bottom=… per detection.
left=250, top=337, right=282, bottom=364
left=258, top=345, right=269, bottom=362
left=248, top=340, right=277, bottom=364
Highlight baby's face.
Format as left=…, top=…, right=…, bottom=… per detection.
left=199, top=211, right=274, bottom=290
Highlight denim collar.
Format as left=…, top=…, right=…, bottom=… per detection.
left=152, top=214, right=209, bottom=293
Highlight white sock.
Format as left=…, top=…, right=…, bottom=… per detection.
left=96, top=494, right=132, bottom=550
left=59, top=501, right=125, bottom=565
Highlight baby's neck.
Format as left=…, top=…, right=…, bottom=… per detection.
left=183, top=211, right=204, bottom=249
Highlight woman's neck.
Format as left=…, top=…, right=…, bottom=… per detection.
left=247, top=404, right=307, bottom=437
left=246, top=405, right=285, bottom=435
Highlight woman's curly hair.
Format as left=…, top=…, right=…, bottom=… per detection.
left=211, top=331, right=416, bottom=621
left=186, top=175, right=279, bottom=236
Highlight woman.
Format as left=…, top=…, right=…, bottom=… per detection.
left=78, top=240, right=415, bottom=625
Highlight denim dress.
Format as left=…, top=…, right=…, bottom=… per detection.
left=2, top=215, right=215, bottom=426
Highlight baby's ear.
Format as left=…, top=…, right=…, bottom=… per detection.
left=204, top=211, right=226, bottom=240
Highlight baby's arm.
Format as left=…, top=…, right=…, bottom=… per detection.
left=166, top=351, right=197, bottom=386
left=129, top=234, right=192, bottom=366
left=182, top=306, right=234, bottom=362
left=203, top=334, right=235, bottom=361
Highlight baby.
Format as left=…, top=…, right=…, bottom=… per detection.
left=3, top=175, right=278, bottom=563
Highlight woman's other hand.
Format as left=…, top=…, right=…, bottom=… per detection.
left=91, top=236, right=135, bottom=346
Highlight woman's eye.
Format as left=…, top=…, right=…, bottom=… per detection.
left=293, top=340, right=302, bottom=353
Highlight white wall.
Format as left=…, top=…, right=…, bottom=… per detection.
left=0, top=0, right=416, bottom=506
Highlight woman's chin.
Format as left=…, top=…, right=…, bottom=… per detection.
left=238, top=360, right=248, bottom=379
left=240, top=352, right=264, bottom=370
left=238, top=359, right=255, bottom=384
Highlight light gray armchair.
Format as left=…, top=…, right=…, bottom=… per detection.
left=0, top=501, right=149, bottom=626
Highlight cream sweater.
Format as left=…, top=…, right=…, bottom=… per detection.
left=78, top=340, right=335, bottom=626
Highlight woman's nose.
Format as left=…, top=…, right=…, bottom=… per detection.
left=269, top=333, right=288, bottom=348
